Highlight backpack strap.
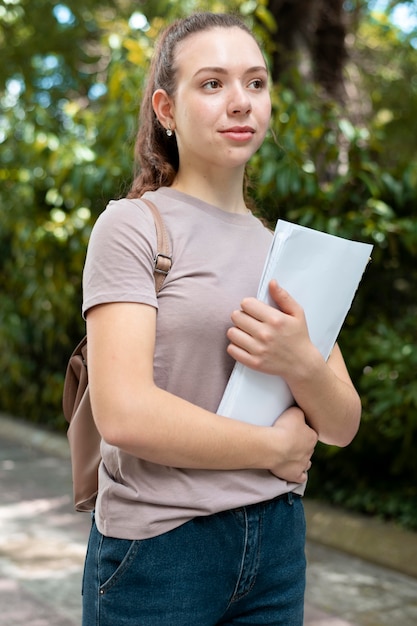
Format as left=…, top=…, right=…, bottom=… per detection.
left=140, top=197, right=172, bottom=293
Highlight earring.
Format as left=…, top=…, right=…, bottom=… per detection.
left=166, top=123, right=173, bottom=137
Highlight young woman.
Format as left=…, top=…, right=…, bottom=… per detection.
left=81, top=12, right=361, bottom=625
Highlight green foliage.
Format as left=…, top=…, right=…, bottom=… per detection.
left=1, top=0, right=416, bottom=528
left=0, top=0, right=150, bottom=428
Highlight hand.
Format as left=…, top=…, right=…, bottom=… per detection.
left=226, top=280, right=311, bottom=377
left=270, top=406, right=318, bottom=483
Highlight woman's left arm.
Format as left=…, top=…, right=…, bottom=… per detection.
left=226, top=280, right=361, bottom=447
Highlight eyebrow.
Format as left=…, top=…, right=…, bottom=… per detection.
left=193, top=65, right=268, bottom=78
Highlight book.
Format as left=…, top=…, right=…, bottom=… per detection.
left=217, top=220, right=373, bottom=426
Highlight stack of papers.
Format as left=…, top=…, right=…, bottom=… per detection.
left=217, top=220, right=373, bottom=426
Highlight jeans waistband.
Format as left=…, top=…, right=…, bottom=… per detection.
left=231, top=491, right=301, bottom=515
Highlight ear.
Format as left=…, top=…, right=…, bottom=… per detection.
left=152, top=89, right=175, bottom=132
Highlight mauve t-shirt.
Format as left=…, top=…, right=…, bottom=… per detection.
left=82, top=187, right=304, bottom=540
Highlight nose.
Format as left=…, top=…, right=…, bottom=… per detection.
left=228, top=83, right=252, bottom=115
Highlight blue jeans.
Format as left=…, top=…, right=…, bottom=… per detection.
left=82, top=493, right=306, bottom=625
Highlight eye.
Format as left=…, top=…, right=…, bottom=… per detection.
left=248, top=78, right=265, bottom=90
left=202, top=79, right=222, bottom=90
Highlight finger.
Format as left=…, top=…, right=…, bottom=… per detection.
left=229, top=308, right=261, bottom=335
left=239, top=296, right=283, bottom=324
left=293, top=469, right=309, bottom=484
left=268, top=280, right=303, bottom=317
left=226, top=325, right=257, bottom=354
left=226, top=329, right=266, bottom=368
left=300, top=462, right=311, bottom=481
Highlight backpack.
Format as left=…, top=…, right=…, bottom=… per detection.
left=62, top=198, right=172, bottom=511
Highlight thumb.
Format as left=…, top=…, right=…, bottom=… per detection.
left=268, top=280, right=301, bottom=316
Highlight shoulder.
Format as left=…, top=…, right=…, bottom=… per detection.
left=94, top=197, right=156, bottom=229
left=88, top=197, right=159, bottom=248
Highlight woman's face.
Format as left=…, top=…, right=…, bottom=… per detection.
left=171, top=27, right=271, bottom=176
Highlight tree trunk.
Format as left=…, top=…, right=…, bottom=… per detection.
left=267, top=0, right=348, bottom=100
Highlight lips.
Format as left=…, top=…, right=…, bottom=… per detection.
left=221, top=126, right=255, bottom=134
left=220, top=126, right=255, bottom=142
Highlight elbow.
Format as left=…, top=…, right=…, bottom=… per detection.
left=345, top=391, right=362, bottom=446
left=320, top=393, right=362, bottom=448
left=91, top=396, right=143, bottom=451
left=332, top=423, right=360, bottom=448
left=320, top=424, right=359, bottom=448
left=93, top=409, right=125, bottom=448
left=90, top=380, right=160, bottom=453
left=96, top=413, right=148, bottom=453
left=97, top=418, right=126, bottom=449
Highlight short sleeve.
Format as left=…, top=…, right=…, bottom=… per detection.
left=82, top=198, right=159, bottom=317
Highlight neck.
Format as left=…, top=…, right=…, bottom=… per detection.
left=171, top=168, right=249, bottom=215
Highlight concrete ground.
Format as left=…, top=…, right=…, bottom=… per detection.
left=1, top=413, right=416, bottom=626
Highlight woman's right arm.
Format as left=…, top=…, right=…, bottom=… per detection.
left=87, top=301, right=317, bottom=483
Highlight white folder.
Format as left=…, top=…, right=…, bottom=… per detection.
left=217, top=220, right=373, bottom=426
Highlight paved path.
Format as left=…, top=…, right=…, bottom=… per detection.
left=1, top=417, right=416, bottom=625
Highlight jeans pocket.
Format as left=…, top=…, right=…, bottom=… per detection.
left=98, top=535, right=141, bottom=595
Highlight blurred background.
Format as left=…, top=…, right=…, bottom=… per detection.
left=1, top=0, right=416, bottom=532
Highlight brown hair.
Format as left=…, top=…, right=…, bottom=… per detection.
left=127, top=12, right=257, bottom=199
